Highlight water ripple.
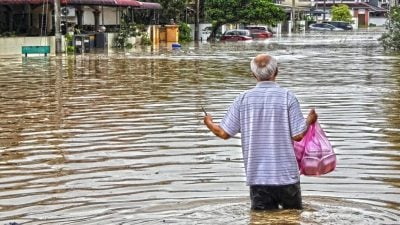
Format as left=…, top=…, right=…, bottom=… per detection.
left=0, top=31, right=399, bottom=224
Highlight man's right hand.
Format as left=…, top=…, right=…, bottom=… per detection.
left=306, top=109, right=318, bottom=125
left=203, top=114, right=231, bottom=140
left=292, top=109, right=318, bottom=142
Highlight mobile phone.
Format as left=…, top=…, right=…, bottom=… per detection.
left=201, top=106, right=207, bottom=116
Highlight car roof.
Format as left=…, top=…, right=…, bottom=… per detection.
left=324, top=21, right=350, bottom=24
left=225, top=29, right=249, bottom=32
left=245, top=26, right=267, bottom=29
left=311, top=23, right=333, bottom=25
left=223, top=29, right=251, bottom=35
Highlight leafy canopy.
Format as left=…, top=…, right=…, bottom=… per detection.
left=206, top=0, right=286, bottom=26
left=331, top=4, right=352, bottom=23
left=153, top=0, right=186, bottom=24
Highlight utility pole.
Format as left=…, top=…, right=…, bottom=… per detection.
left=323, top=0, right=326, bottom=22
left=54, top=0, right=62, bottom=54
left=194, top=0, right=200, bottom=42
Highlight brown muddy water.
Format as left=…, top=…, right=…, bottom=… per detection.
left=0, top=31, right=399, bottom=225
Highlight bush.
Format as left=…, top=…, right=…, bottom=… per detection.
left=65, top=33, right=74, bottom=54
left=178, top=22, right=192, bottom=43
left=113, top=14, right=139, bottom=49
left=66, top=45, right=75, bottom=54
left=379, top=6, right=400, bottom=52
left=141, top=32, right=152, bottom=45
left=1, top=31, right=16, bottom=37
left=331, top=4, right=353, bottom=23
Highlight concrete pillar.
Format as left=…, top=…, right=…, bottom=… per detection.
left=8, top=10, right=13, bottom=32
left=76, top=8, right=83, bottom=28
left=93, top=10, right=100, bottom=32
left=26, top=5, right=31, bottom=33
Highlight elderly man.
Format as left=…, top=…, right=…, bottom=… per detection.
left=204, top=53, right=318, bottom=210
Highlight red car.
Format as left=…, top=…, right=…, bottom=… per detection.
left=244, top=26, right=273, bottom=39
left=220, top=29, right=253, bottom=41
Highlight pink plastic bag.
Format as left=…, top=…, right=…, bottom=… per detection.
left=294, top=122, right=336, bottom=176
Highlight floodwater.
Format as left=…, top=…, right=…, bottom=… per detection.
left=0, top=30, right=399, bottom=225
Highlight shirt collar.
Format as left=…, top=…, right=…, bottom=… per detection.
left=256, top=81, right=279, bottom=88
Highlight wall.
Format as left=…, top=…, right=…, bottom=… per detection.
left=0, top=33, right=139, bottom=56
left=81, top=6, right=120, bottom=26
left=280, top=0, right=312, bottom=8
left=0, top=36, right=58, bottom=56
left=369, top=17, right=386, bottom=26
left=189, top=23, right=213, bottom=42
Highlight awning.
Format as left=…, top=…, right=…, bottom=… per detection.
left=115, top=0, right=141, bottom=7
left=137, top=2, right=161, bottom=9
left=314, top=3, right=371, bottom=9
left=309, top=9, right=328, bottom=15
left=60, top=0, right=117, bottom=6
left=365, top=4, right=388, bottom=12
left=0, top=0, right=44, bottom=4
left=0, top=0, right=151, bottom=7
left=0, top=0, right=118, bottom=5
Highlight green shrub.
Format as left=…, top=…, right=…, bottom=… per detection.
left=113, top=14, right=139, bottom=49
left=140, top=32, right=152, bottom=45
left=1, top=31, right=16, bottom=37
left=66, top=45, right=75, bottom=54
left=178, top=22, right=192, bottom=43
left=331, top=4, right=353, bottom=23
left=379, top=6, right=400, bottom=52
left=65, top=33, right=74, bottom=54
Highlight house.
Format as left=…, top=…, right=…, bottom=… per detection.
left=312, top=0, right=388, bottom=28
left=0, top=0, right=162, bottom=55
left=0, top=0, right=161, bottom=36
left=278, top=0, right=313, bottom=32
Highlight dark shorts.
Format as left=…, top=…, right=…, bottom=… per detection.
left=250, top=182, right=302, bottom=210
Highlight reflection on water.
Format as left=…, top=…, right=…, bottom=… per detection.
left=0, top=31, right=399, bottom=224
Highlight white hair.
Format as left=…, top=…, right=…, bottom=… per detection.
left=250, top=55, right=278, bottom=81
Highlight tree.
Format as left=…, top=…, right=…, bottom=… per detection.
left=379, top=6, right=400, bottom=52
left=331, top=4, right=352, bottom=23
left=132, top=0, right=187, bottom=25
left=152, top=0, right=187, bottom=24
left=205, top=0, right=286, bottom=40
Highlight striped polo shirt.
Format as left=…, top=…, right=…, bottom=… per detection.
left=220, top=81, right=307, bottom=186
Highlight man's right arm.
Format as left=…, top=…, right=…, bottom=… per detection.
left=292, top=109, right=318, bottom=142
left=204, top=114, right=231, bottom=140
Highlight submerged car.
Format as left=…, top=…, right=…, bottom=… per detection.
left=244, top=26, right=273, bottom=39
left=323, top=21, right=353, bottom=30
left=220, top=29, right=252, bottom=41
left=309, top=23, right=344, bottom=31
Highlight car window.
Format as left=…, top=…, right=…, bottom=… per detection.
left=226, top=31, right=235, bottom=35
left=245, top=27, right=266, bottom=31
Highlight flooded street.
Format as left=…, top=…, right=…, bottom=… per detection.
left=0, top=31, right=399, bottom=224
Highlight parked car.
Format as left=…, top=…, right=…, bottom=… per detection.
left=323, top=21, right=353, bottom=30
left=220, top=29, right=252, bottom=41
left=244, top=26, right=273, bottom=39
left=309, top=23, right=344, bottom=31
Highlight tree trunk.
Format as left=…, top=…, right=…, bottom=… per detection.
left=194, top=0, right=200, bottom=41
left=208, top=22, right=222, bottom=42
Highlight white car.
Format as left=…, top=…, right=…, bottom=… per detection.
left=309, top=23, right=344, bottom=31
